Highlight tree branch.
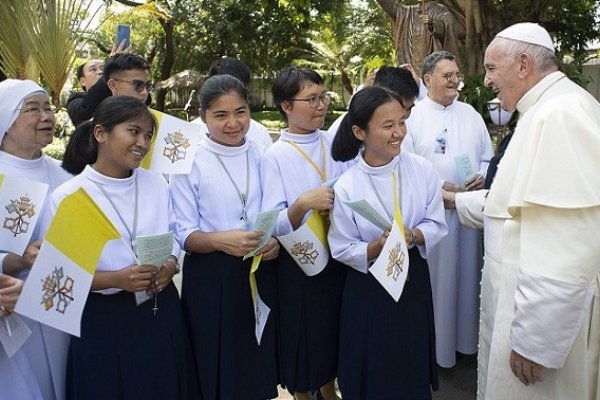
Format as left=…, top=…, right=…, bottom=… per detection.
left=113, top=0, right=144, bottom=7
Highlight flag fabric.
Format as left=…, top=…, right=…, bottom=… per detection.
left=249, top=254, right=270, bottom=345
left=140, top=109, right=202, bottom=174
left=0, top=174, right=49, bottom=255
left=369, top=170, right=410, bottom=301
left=278, top=212, right=330, bottom=276
left=15, top=188, right=120, bottom=337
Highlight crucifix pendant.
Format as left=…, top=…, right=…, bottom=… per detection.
left=153, top=294, right=158, bottom=316
left=240, top=194, right=249, bottom=226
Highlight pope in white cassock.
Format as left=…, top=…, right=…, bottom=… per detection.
left=450, top=23, right=600, bottom=399
left=403, top=50, right=494, bottom=368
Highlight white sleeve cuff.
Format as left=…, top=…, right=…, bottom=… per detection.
left=455, top=190, right=486, bottom=229
left=510, top=268, right=595, bottom=368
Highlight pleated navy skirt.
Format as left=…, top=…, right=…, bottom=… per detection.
left=181, top=251, right=279, bottom=400
left=66, top=282, right=200, bottom=400
left=277, top=250, right=346, bottom=394
left=338, top=248, right=438, bottom=400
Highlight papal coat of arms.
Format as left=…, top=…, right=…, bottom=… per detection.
left=41, top=266, right=75, bottom=314
left=386, top=242, right=405, bottom=281
left=3, top=195, right=36, bottom=237
left=163, top=131, right=191, bottom=163
left=290, top=240, right=319, bottom=265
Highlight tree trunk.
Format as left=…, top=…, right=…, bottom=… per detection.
left=155, top=18, right=174, bottom=111
left=341, top=70, right=353, bottom=96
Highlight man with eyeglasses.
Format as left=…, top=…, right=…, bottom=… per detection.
left=402, top=50, right=494, bottom=369
left=67, top=53, right=152, bottom=126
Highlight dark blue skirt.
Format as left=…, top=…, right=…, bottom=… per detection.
left=338, top=248, right=438, bottom=400
left=181, top=251, right=279, bottom=400
left=277, top=250, right=346, bottom=394
left=66, top=282, right=199, bottom=400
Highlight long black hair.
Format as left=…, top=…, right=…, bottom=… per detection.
left=62, top=96, right=155, bottom=174
left=331, top=86, right=405, bottom=162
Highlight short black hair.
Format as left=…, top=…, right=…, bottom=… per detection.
left=208, top=57, right=251, bottom=86
left=271, top=67, right=324, bottom=121
left=374, top=66, right=419, bottom=100
left=103, top=53, right=150, bottom=80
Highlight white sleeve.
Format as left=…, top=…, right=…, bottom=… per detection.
left=260, top=154, right=294, bottom=236
left=328, top=184, right=370, bottom=273
left=415, top=165, right=448, bottom=258
left=455, top=190, right=487, bottom=229
left=169, top=172, right=201, bottom=246
left=510, top=205, right=600, bottom=367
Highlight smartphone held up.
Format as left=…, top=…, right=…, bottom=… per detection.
left=115, top=24, right=131, bottom=49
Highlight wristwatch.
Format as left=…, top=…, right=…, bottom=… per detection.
left=164, top=257, right=181, bottom=275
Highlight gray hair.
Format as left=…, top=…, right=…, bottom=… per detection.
left=493, top=37, right=558, bottom=74
left=422, top=51, right=456, bottom=77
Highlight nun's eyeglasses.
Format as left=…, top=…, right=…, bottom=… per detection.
left=18, top=105, right=57, bottom=116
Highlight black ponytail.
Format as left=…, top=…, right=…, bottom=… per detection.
left=62, top=120, right=98, bottom=175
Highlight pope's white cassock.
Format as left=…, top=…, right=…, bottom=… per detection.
left=457, top=71, right=600, bottom=399
left=403, top=96, right=494, bottom=367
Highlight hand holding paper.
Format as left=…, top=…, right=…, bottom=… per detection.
left=0, top=274, right=23, bottom=316
left=244, top=208, right=280, bottom=260
left=119, top=264, right=158, bottom=293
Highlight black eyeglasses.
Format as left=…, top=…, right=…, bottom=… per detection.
left=18, top=105, right=57, bottom=116
left=288, top=93, right=331, bottom=108
left=113, top=78, right=154, bottom=93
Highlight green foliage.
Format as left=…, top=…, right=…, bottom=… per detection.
left=458, top=74, right=495, bottom=124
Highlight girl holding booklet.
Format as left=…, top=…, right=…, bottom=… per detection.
left=328, top=86, right=448, bottom=399
left=261, top=67, right=348, bottom=400
left=169, top=74, right=280, bottom=399
left=43, top=96, right=198, bottom=399
left=0, top=79, right=72, bottom=400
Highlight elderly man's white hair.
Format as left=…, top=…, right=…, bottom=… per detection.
left=0, top=79, right=47, bottom=143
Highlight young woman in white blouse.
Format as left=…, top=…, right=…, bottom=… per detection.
left=170, top=74, right=280, bottom=399
left=328, top=86, right=448, bottom=399
left=45, top=96, right=198, bottom=399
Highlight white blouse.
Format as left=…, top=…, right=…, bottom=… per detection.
left=260, top=129, right=351, bottom=236
left=169, top=137, right=265, bottom=244
left=328, top=151, right=448, bottom=273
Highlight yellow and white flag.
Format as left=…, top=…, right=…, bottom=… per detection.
left=249, top=255, right=270, bottom=345
left=140, top=109, right=202, bottom=174
left=15, top=188, right=120, bottom=337
left=0, top=174, right=49, bottom=255
left=278, top=212, right=330, bottom=276
left=368, top=171, right=410, bottom=302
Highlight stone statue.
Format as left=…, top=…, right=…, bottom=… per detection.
left=376, top=0, right=466, bottom=75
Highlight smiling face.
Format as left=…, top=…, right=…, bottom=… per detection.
left=94, top=114, right=154, bottom=178
left=3, top=93, right=55, bottom=159
left=424, top=59, right=461, bottom=107
left=484, top=39, right=528, bottom=112
left=354, top=99, right=409, bottom=167
left=283, top=81, right=328, bottom=134
left=202, top=91, right=250, bottom=147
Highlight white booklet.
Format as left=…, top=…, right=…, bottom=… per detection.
left=133, top=232, right=173, bottom=305
left=343, top=199, right=391, bottom=231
